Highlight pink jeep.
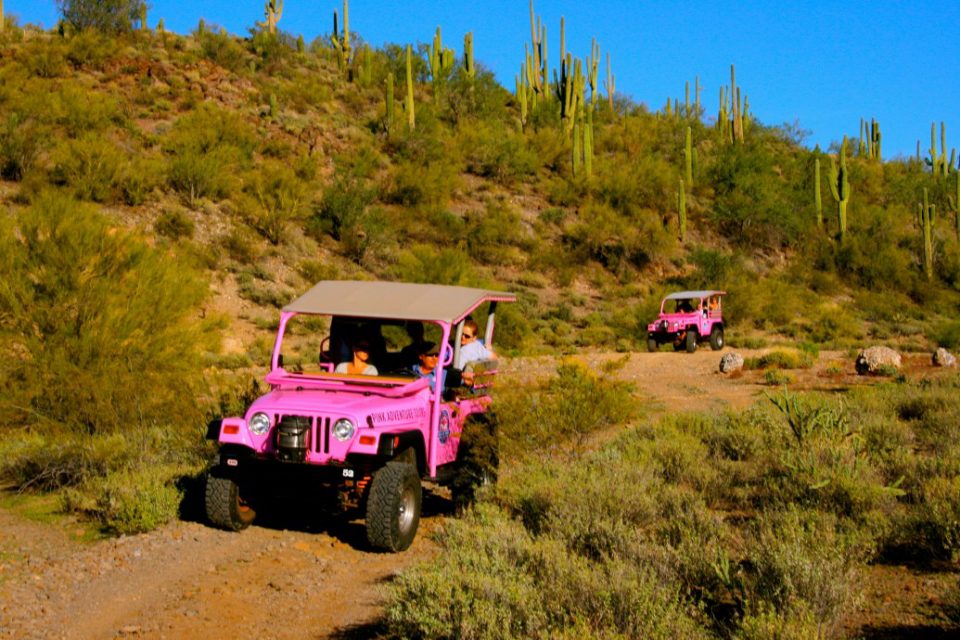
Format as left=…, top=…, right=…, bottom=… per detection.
left=646, top=290, right=726, bottom=353
left=205, top=281, right=515, bottom=551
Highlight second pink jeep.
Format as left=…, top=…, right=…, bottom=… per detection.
left=647, top=290, right=726, bottom=353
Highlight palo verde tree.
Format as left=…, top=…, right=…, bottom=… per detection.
left=0, top=192, right=214, bottom=436
left=56, top=0, right=145, bottom=33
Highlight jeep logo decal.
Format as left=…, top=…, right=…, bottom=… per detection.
left=438, top=409, right=451, bottom=444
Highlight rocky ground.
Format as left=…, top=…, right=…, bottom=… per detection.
left=0, top=347, right=957, bottom=639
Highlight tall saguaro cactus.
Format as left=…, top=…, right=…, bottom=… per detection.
left=258, top=0, right=283, bottom=35
left=684, top=126, right=693, bottom=185
left=527, top=0, right=548, bottom=98
left=463, top=32, right=475, bottom=80
left=331, top=1, right=351, bottom=75
left=814, top=155, right=823, bottom=228
left=429, top=26, right=455, bottom=85
left=405, top=44, right=416, bottom=131
left=829, top=137, right=851, bottom=242
left=0, top=0, right=5, bottom=33
left=677, top=179, right=687, bottom=242
left=948, top=170, right=960, bottom=241
left=384, top=72, right=395, bottom=133
left=604, top=53, right=615, bottom=114
left=918, top=188, right=936, bottom=280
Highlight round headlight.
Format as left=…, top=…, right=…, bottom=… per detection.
left=248, top=412, right=271, bottom=436
left=332, top=418, right=356, bottom=442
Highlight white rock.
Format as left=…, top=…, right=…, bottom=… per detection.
left=855, top=346, right=901, bottom=375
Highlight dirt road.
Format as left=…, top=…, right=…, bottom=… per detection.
left=0, top=348, right=884, bottom=639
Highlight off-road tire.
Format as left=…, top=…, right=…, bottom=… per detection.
left=647, top=337, right=659, bottom=352
left=685, top=329, right=698, bottom=353
left=710, top=326, right=724, bottom=351
left=205, top=469, right=256, bottom=531
left=366, top=461, right=421, bottom=552
left=451, top=414, right=499, bottom=513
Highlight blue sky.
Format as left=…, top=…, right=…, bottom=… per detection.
left=9, top=1, right=959, bottom=160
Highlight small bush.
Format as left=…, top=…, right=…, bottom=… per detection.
left=94, top=464, right=184, bottom=534
left=744, top=349, right=814, bottom=371
left=50, top=134, right=125, bottom=202
left=154, top=209, right=196, bottom=240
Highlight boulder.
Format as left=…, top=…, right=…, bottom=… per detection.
left=719, top=352, right=744, bottom=374
left=932, top=347, right=957, bottom=367
left=855, top=346, right=901, bottom=375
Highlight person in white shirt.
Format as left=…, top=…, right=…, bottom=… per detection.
left=455, top=318, right=495, bottom=370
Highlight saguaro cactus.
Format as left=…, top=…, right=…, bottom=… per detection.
left=814, top=155, right=823, bottom=228
left=586, top=38, right=600, bottom=108
left=948, top=170, right=960, bottom=240
left=684, top=126, right=693, bottom=185
left=515, top=67, right=530, bottom=130
left=139, top=3, right=147, bottom=31
left=405, top=45, right=415, bottom=131
left=918, top=188, right=936, bottom=280
left=528, top=0, right=548, bottom=97
left=604, top=53, right=615, bottom=114
left=331, top=1, right=351, bottom=75
left=464, top=32, right=475, bottom=80
left=1, top=0, right=5, bottom=33
left=677, top=179, right=687, bottom=242
left=554, top=52, right=584, bottom=132
left=930, top=122, right=949, bottom=178
left=829, top=137, right=851, bottom=241
left=385, top=72, right=395, bottom=133
left=258, top=0, right=283, bottom=35
left=429, top=26, right=455, bottom=85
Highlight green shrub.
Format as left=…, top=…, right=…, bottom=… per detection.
left=310, top=171, right=387, bottom=263
left=385, top=504, right=707, bottom=640
left=154, top=209, right=195, bottom=240
left=390, top=245, right=472, bottom=286
left=50, top=133, right=124, bottom=202
left=0, top=113, right=44, bottom=180
left=241, top=162, right=308, bottom=245
left=0, top=192, right=213, bottom=437
left=745, top=507, right=857, bottom=632
left=0, top=432, right=133, bottom=491
left=744, top=349, right=813, bottom=371
left=495, top=359, right=638, bottom=459
left=93, top=464, right=185, bottom=534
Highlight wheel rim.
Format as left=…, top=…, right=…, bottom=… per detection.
left=397, top=486, right=415, bottom=534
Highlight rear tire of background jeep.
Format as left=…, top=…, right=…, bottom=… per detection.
left=710, top=326, right=724, bottom=351
left=647, top=337, right=659, bottom=352
left=366, top=461, right=421, bottom=552
left=205, top=470, right=256, bottom=531
left=685, top=329, right=698, bottom=353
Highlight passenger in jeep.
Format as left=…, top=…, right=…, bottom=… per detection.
left=455, top=317, right=496, bottom=370
left=413, top=342, right=472, bottom=391
left=334, top=339, right=379, bottom=375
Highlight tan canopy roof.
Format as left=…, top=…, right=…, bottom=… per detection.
left=283, top=280, right=516, bottom=324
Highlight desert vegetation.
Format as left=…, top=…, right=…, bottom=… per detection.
left=1, top=0, right=959, bottom=634
left=386, top=365, right=960, bottom=639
